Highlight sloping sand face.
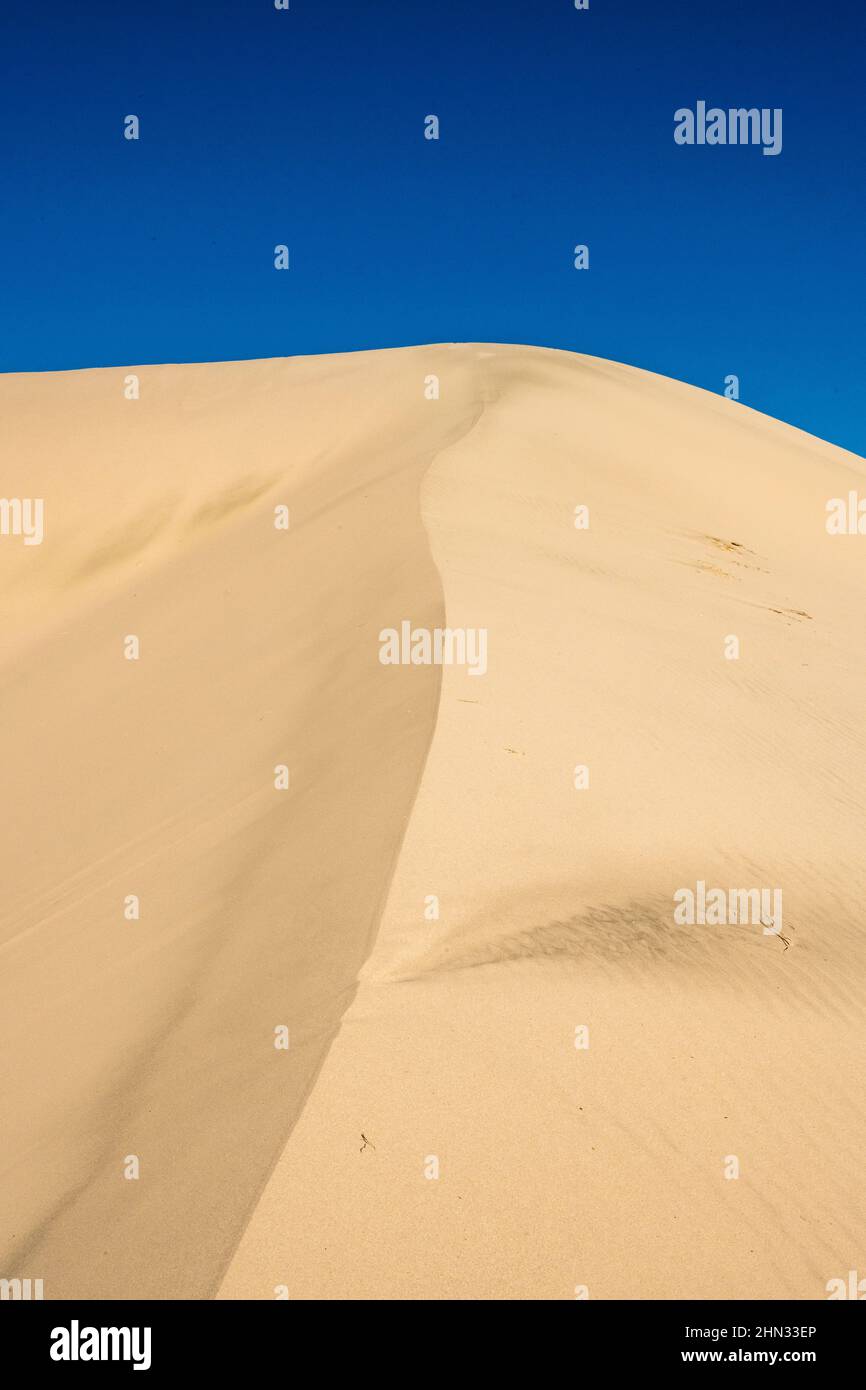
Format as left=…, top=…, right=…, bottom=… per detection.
left=3, top=345, right=865, bottom=1301
left=0, top=349, right=480, bottom=1298
left=218, top=345, right=866, bottom=1301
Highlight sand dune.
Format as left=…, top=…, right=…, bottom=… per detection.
left=2, top=345, right=865, bottom=1299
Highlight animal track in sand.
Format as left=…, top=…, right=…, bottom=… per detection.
left=768, top=607, right=812, bottom=622
left=705, top=535, right=769, bottom=572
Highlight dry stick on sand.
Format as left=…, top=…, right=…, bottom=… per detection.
left=761, top=915, right=791, bottom=950
left=360, top=1133, right=376, bottom=1152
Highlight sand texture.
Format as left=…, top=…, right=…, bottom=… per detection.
left=1, top=345, right=864, bottom=1299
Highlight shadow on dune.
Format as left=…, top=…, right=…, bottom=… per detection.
left=1, top=363, right=484, bottom=1299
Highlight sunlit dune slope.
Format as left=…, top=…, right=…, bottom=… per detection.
left=219, top=344, right=866, bottom=1301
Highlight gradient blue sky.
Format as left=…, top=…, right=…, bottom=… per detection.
left=2, top=0, right=864, bottom=454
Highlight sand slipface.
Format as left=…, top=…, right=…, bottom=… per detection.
left=2, top=345, right=865, bottom=1300
left=0, top=348, right=478, bottom=1298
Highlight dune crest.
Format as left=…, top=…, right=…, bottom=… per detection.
left=220, top=344, right=866, bottom=1301
left=2, top=344, right=865, bottom=1300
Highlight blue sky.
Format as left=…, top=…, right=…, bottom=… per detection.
left=2, top=0, right=864, bottom=454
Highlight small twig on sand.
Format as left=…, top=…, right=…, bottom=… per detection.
left=761, top=916, right=791, bottom=950
left=360, top=1133, right=375, bottom=1152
